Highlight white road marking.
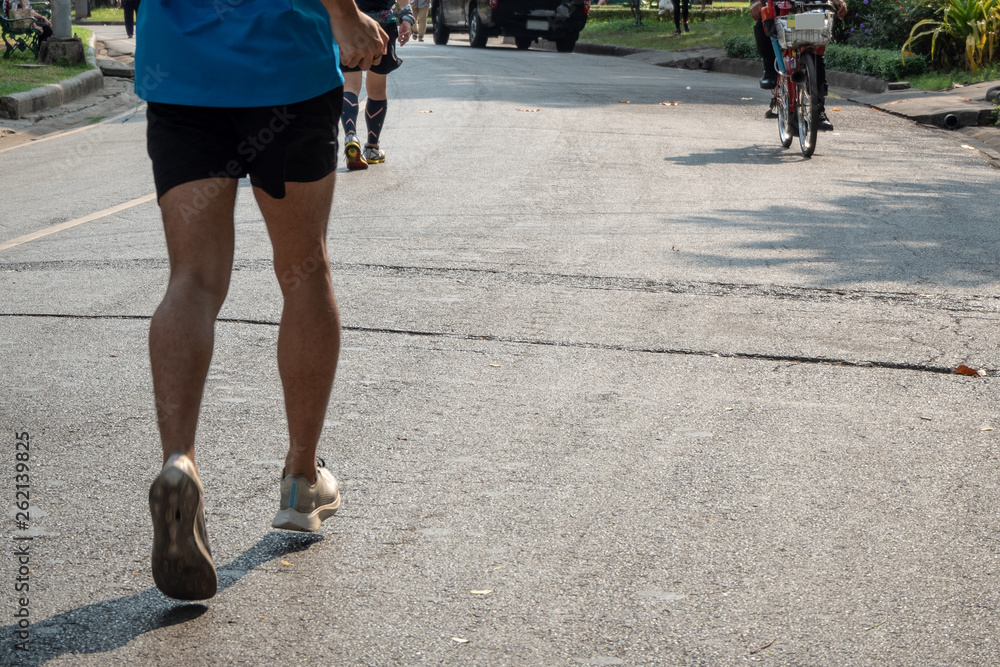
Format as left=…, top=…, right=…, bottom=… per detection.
left=0, top=105, right=145, bottom=156
left=0, top=192, right=157, bottom=253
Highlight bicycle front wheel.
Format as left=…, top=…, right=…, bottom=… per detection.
left=777, top=76, right=794, bottom=149
left=797, top=52, right=820, bottom=157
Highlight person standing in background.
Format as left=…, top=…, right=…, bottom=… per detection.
left=413, top=0, right=429, bottom=41
left=122, top=0, right=140, bottom=39
left=672, top=0, right=689, bottom=35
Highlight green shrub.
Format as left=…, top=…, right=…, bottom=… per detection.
left=902, top=0, right=1000, bottom=72
left=723, top=33, right=760, bottom=59
left=723, top=36, right=928, bottom=79
left=836, top=0, right=937, bottom=49
left=825, top=43, right=929, bottom=79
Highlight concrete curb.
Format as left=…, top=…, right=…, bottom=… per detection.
left=0, top=35, right=103, bottom=120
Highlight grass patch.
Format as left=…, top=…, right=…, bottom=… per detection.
left=581, top=9, right=752, bottom=50
left=907, top=63, right=1000, bottom=90
left=76, top=6, right=123, bottom=20
left=0, top=26, right=93, bottom=96
left=74, top=25, right=93, bottom=43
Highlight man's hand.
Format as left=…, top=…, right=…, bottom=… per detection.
left=831, top=0, right=847, bottom=19
left=323, top=0, right=390, bottom=70
left=398, top=19, right=412, bottom=45
left=749, top=0, right=762, bottom=21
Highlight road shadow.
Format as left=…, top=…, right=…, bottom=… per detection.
left=663, top=144, right=804, bottom=166
left=659, top=176, right=1000, bottom=289
left=0, top=531, right=323, bottom=666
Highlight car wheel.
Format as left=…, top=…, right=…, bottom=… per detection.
left=555, top=37, right=576, bottom=53
left=514, top=35, right=532, bottom=50
left=469, top=4, right=488, bottom=48
left=432, top=3, right=450, bottom=45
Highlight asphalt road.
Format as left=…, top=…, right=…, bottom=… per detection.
left=2, top=36, right=1000, bottom=665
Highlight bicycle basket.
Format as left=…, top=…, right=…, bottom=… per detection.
left=776, top=10, right=833, bottom=48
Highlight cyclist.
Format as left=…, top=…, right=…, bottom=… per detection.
left=749, top=0, right=846, bottom=131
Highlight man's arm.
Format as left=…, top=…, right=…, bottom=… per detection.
left=397, top=3, right=414, bottom=45
left=321, top=0, right=390, bottom=70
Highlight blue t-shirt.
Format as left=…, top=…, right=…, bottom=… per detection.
left=135, top=0, right=343, bottom=107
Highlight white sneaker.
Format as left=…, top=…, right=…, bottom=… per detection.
left=363, top=144, right=386, bottom=164
left=149, top=453, right=217, bottom=600
left=271, top=459, right=341, bottom=532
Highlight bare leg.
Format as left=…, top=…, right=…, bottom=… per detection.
left=364, top=71, right=387, bottom=100
left=254, top=174, right=339, bottom=484
left=149, top=178, right=237, bottom=465
left=343, top=70, right=363, bottom=97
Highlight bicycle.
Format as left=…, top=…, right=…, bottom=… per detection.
left=761, top=0, right=835, bottom=157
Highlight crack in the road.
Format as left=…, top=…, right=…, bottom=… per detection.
left=5, top=258, right=1000, bottom=313
left=0, top=311, right=986, bottom=377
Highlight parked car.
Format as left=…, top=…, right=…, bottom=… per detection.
left=431, top=0, right=589, bottom=53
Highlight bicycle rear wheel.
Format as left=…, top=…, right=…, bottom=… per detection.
left=777, top=76, right=794, bottom=149
left=797, top=52, right=820, bottom=157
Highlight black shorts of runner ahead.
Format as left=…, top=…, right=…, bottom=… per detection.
left=145, top=87, right=343, bottom=201
left=342, top=22, right=401, bottom=75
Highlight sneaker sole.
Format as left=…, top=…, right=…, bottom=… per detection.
left=149, top=465, right=217, bottom=600
left=345, top=142, right=368, bottom=170
left=271, top=493, right=341, bottom=533
left=365, top=155, right=386, bottom=164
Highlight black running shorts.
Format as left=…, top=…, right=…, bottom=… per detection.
left=146, top=87, right=343, bottom=201
left=342, top=23, right=402, bottom=75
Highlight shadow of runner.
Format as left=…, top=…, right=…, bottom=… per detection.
left=0, top=531, right=323, bottom=665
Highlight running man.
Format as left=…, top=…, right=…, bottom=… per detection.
left=134, top=0, right=388, bottom=600
left=341, top=0, right=415, bottom=169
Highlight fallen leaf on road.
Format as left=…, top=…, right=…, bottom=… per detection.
left=739, top=97, right=753, bottom=100
left=980, top=427, right=994, bottom=431
left=832, top=107, right=841, bottom=111
left=493, top=565, right=506, bottom=570
left=961, top=144, right=977, bottom=150
left=471, top=590, right=492, bottom=595
left=955, top=364, right=981, bottom=376
left=516, top=108, right=541, bottom=112
left=452, top=637, right=470, bottom=643
left=750, top=637, right=776, bottom=654
left=488, top=364, right=501, bottom=368
left=920, top=416, right=933, bottom=421
left=671, top=246, right=680, bottom=251
left=962, top=98, right=972, bottom=102
left=618, top=100, right=630, bottom=104
left=725, top=407, right=734, bottom=411
left=660, top=101, right=679, bottom=106
left=885, top=100, right=906, bottom=105
left=281, top=560, right=293, bottom=567
left=420, top=110, right=433, bottom=113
